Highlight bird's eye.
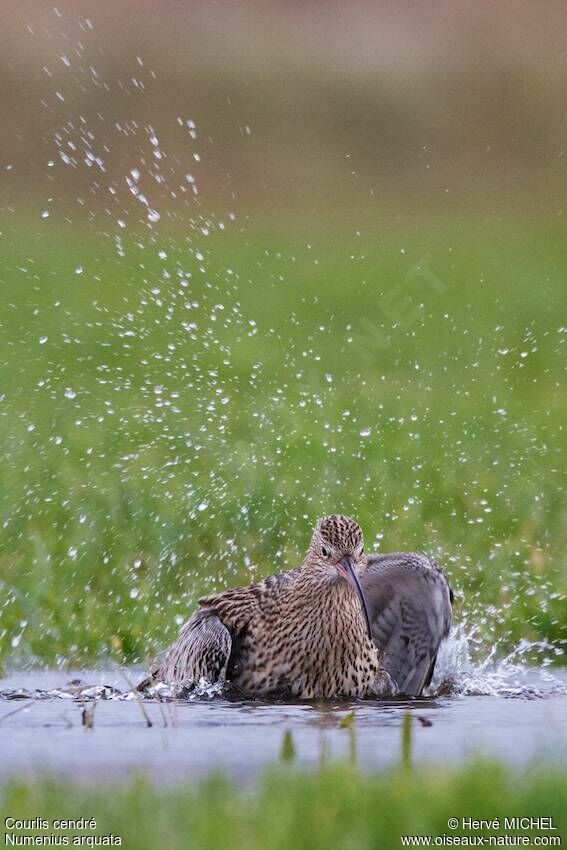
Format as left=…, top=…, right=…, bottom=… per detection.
left=322, top=546, right=330, bottom=557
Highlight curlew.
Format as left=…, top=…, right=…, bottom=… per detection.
left=142, top=515, right=452, bottom=699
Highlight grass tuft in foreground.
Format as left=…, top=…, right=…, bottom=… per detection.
left=1, top=761, right=566, bottom=850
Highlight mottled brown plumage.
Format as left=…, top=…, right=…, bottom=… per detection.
left=143, top=515, right=453, bottom=699
left=152, top=515, right=379, bottom=699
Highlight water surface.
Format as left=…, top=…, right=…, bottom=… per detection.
left=1, top=664, right=566, bottom=782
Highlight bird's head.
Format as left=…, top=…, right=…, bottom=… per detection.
left=305, top=514, right=372, bottom=639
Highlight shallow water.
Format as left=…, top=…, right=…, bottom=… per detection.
left=1, top=660, right=566, bottom=782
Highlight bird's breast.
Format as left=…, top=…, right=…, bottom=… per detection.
left=233, top=583, right=378, bottom=698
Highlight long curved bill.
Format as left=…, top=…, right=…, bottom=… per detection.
left=338, top=555, right=373, bottom=642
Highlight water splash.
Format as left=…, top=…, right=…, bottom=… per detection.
left=427, top=623, right=566, bottom=699
left=140, top=677, right=225, bottom=701
left=1, top=630, right=564, bottom=703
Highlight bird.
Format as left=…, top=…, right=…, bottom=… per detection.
left=141, top=515, right=452, bottom=699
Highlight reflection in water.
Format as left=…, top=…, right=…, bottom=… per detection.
left=0, top=661, right=566, bottom=781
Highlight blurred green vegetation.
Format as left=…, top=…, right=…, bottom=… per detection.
left=2, top=760, right=566, bottom=849
left=0, top=217, right=565, bottom=666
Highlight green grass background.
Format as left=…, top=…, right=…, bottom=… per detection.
left=0, top=216, right=566, bottom=666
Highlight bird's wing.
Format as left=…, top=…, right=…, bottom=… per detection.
left=199, top=565, right=302, bottom=632
left=361, top=553, right=452, bottom=696
left=151, top=566, right=303, bottom=689
left=154, top=608, right=232, bottom=688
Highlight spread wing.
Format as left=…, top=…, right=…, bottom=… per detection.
left=148, top=566, right=302, bottom=690
left=154, top=608, right=232, bottom=688
left=362, top=553, right=452, bottom=696
left=199, top=566, right=302, bottom=631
